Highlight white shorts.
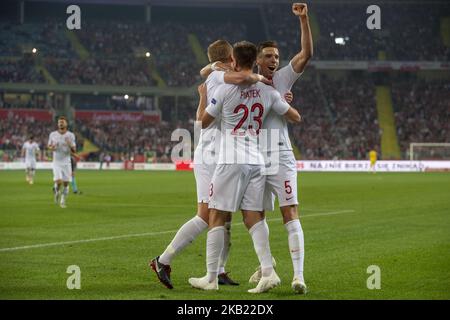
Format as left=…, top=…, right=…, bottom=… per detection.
left=263, top=151, right=299, bottom=211
left=193, top=163, right=216, bottom=203
left=25, top=160, right=36, bottom=170
left=53, top=163, right=72, bottom=182
left=209, top=164, right=265, bottom=213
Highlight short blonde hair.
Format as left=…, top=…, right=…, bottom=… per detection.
left=207, top=40, right=232, bottom=63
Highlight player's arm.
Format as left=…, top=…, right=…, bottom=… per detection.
left=201, top=111, right=216, bottom=129
left=284, top=106, right=302, bottom=123
left=71, top=151, right=81, bottom=161
left=201, top=66, right=271, bottom=86
left=272, top=90, right=302, bottom=123
left=290, top=3, right=313, bottom=74
left=200, top=62, right=232, bottom=79
left=224, top=72, right=272, bottom=86
left=285, top=91, right=294, bottom=103
left=47, top=136, right=56, bottom=151
left=65, top=136, right=76, bottom=154
left=201, top=90, right=223, bottom=129
left=196, top=83, right=208, bottom=121
left=21, top=146, right=25, bottom=158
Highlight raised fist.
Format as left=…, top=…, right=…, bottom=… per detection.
left=292, top=3, right=308, bottom=17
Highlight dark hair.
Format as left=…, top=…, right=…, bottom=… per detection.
left=233, top=41, right=257, bottom=70
left=207, top=40, right=233, bottom=63
left=257, top=40, right=279, bottom=55
left=29, top=135, right=34, bottom=140
left=58, top=116, right=67, bottom=122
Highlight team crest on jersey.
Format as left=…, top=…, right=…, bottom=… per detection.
left=211, top=98, right=217, bottom=104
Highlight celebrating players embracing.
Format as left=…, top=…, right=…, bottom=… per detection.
left=189, top=41, right=301, bottom=293
left=150, top=40, right=271, bottom=289
left=199, top=3, right=313, bottom=294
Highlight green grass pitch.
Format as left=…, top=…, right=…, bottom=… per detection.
left=0, top=170, right=449, bottom=300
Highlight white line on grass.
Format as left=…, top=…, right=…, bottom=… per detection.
left=17, top=201, right=343, bottom=212
left=0, top=209, right=355, bottom=252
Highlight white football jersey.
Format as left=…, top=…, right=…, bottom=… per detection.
left=194, top=70, right=225, bottom=165
left=22, top=141, right=40, bottom=162
left=48, top=130, right=76, bottom=165
left=262, top=62, right=302, bottom=152
left=206, top=82, right=290, bottom=165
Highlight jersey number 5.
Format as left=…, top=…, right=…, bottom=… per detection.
left=284, top=180, right=292, bottom=194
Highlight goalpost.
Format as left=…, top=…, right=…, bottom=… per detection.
left=409, top=143, right=450, bottom=161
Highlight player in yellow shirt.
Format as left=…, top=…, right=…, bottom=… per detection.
left=369, top=149, right=377, bottom=173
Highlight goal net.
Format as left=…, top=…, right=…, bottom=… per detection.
left=409, top=143, right=450, bottom=160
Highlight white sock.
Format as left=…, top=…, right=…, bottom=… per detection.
left=159, top=215, right=208, bottom=265
left=218, top=222, right=231, bottom=274
left=61, top=186, right=69, bottom=203
left=206, top=226, right=225, bottom=282
left=249, top=219, right=273, bottom=277
left=285, top=219, right=304, bottom=281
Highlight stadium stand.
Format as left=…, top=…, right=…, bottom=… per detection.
left=0, top=57, right=46, bottom=83
left=289, top=73, right=379, bottom=160
left=265, top=2, right=450, bottom=61
left=1, top=2, right=449, bottom=162
left=0, top=115, right=49, bottom=161
left=392, top=78, right=450, bottom=158
left=45, top=57, right=157, bottom=86
left=76, top=120, right=176, bottom=162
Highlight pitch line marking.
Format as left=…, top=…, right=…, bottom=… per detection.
left=0, top=210, right=355, bottom=252
left=12, top=201, right=341, bottom=212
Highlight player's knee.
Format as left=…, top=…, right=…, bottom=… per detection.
left=197, top=203, right=209, bottom=223
left=280, top=205, right=298, bottom=224
left=208, top=210, right=226, bottom=228
left=242, top=211, right=264, bottom=230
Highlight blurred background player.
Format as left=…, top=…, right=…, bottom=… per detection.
left=48, top=116, right=76, bottom=208
left=71, top=155, right=82, bottom=194
left=21, top=135, right=40, bottom=185
left=369, top=149, right=378, bottom=173
left=99, top=152, right=111, bottom=170
left=104, top=153, right=111, bottom=169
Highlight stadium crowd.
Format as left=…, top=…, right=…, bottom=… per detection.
left=289, top=74, right=379, bottom=160
left=265, top=3, right=449, bottom=61
left=2, top=72, right=450, bottom=161
left=0, top=22, right=76, bottom=59
left=76, top=21, right=202, bottom=87
left=392, top=79, right=450, bottom=158
left=45, top=57, right=157, bottom=86
left=1, top=2, right=448, bottom=85
left=76, top=120, right=176, bottom=162
left=0, top=57, right=46, bottom=83
left=1, top=2, right=449, bottom=162
left=0, top=115, right=49, bottom=161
